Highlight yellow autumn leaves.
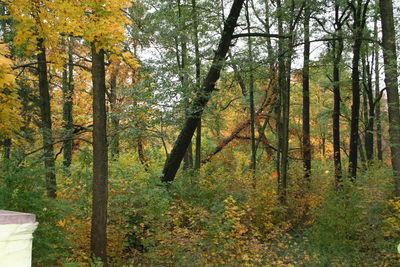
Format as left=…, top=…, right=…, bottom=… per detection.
left=6, top=0, right=133, bottom=58
left=0, top=43, right=22, bottom=138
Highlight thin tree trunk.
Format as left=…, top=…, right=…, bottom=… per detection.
left=3, top=138, right=11, bottom=160
left=37, top=38, right=56, bottom=198
left=109, top=62, right=120, bottom=160
left=374, top=21, right=383, bottom=160
left=137, top=138, right=148, bottom=169
left=302, top=3, right=311, bottom=179
left=363, top=53, right=375, bottom=161
left=276, top=0, right=285, bottom=200
left=332, top=1, right=344, bottom=184
left=90, top=42, right=108, bottom=263
left=379, top=0, right=400, bottom=196
left=192, top=0, right=202, bottom=170
left=177, top=0, right=193, bottom=170
left=348, top=0, right=369, bottom=180
left=374, top=1, right=382, bottom=161
left=162, top=0, right=245, bottom=183
left=278, top=0, right=296, bottom=202
left=62, top=39, right=74, bottom=169
left=245, top=0, right=257, bottom=187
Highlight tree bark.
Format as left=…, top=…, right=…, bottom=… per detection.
left=348, top=0, right=369, bottom=180
left=374, top=12, right=383, bottom=160
left=3, top=138, right=11, bottom=160
left=362, top=52, right=375, bottom=161
left=109, top=62, right=120, bottom=160
left=162, top=0, right=245, bottom=183
left=379, top=0, right=400, bottom=196
left=302, top=3, right=311, bottom=179
left=245, top=0, right=257, bottom=187
left=332, top=1, right=345, bottom=184
left=177, top=0, right=193, bottom=170
left=37, top=38, right=57, bottom=198
left=62, top=39, right=74, bottom=169
left=192, top=0, right=202, bottom=170
left=90, top=42, right=108, bottom=263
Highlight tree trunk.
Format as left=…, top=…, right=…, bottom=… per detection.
left=275, top=0, right=285, bottom=200
left=379, top=0, right=400, bottom=196
left=109, top=62, right=120, bottom=160
left=332, top=1, right=345, bottom=184
left=90, top=42, right=108, bottom=263
left=348, top=36, right=362, bottom=180
left=192, top=0, right=202, bottom=170
left=277, top=0, right=295, bottom=202
left=62, top=39, right=74, bottom=169
left=3, top=138, right=11, bottom=160
left=37, top=38, right=56, bottom=198
left=162, top=0, right=245, bottom=183
left=363, top=53, right=375, bottom=161
left=177, top=0, right=193, bottom=171
left=348, top=0, right=369, bottom=180
left=245, top=0, right=257, bottom=187
left=374, top=14, right=383, bottom=160
left=302, top=4, right=311, bottom=179
left=374, top=13, right=383, bottom=160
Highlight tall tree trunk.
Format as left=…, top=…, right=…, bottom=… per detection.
left=348, top=37, right=362, bottom=180
left=332, top=1, right=345, bottom=184
left=276, top=0, right=285, bottom=200
left=192, top=0, right=202, bottom=170
left=177, top=0, right=193, bottom=170
left=62, top=39, right=74, bottom=169
left=278, top=0, right=296, bottom=202
left=363, top=53, right=375, bottom=161
left=302, top=3, right=311, bottom=179
left=374, top=13, right=383, bottom=160
left=245, top=0, right=257, bottom=187
left=109, top=62, right=120, bottom=160
left=348, top=0, right=369, bottom=180
left=37, top=38, right=56, bottom=198
left=379, top=0, right=400, bottom=196
left=162, top=0, right=245, bottom=183
left=90, top=43, right=108, bottom=263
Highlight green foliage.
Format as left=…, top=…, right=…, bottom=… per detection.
left=0, top=160, right=70, bottom=265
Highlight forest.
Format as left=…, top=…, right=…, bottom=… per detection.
left=0, top=0, right=400, bottom=266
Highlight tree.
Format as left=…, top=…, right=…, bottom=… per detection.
left=62, top=38, right=74, bottom=169
left=348, top=0, right=370, bottom=180
left=192, top=0, right=202, bottom=170
left=90, top=42, right=108, bottom=264
left=7, top=0, right=63, bottom=198
left=379, top=0, right=400, bottom=196
left=245, top=0, right=257, bottom=186
left=331, top=0, right=348, bottom=184
left=162, top=0, right=245, bottom=183
left=302, top=1, right=311, bottom=179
